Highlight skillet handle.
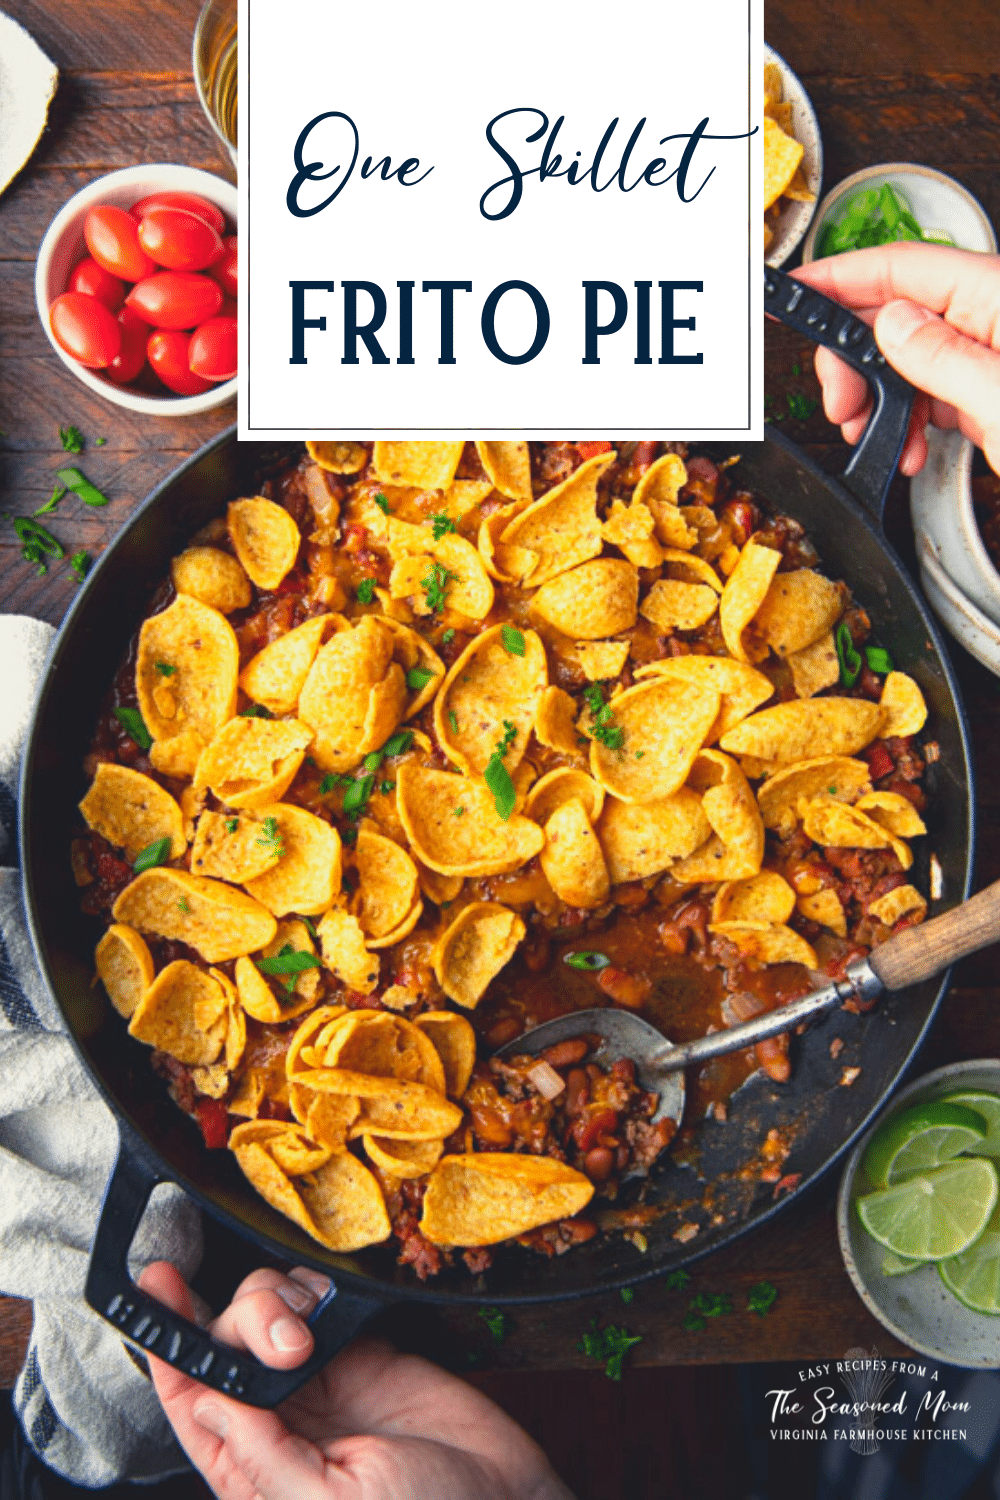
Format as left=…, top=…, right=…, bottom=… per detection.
left=84, top=1127, right=385, bottom=1409
left=763, top=265, right=915, bottom=524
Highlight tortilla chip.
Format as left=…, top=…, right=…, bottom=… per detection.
left=662, top=549, right=724, bottom=593
left=719, top=540, right=782, bottom=662
left=95, top=924, right=154, bottom=1019
left=171, top=546, right=251, bottom=614
left=498, top=452, right=614, bottom=586
left=540, top=797, right=610, bottom=908
left=433, top=901, right=525, bottom=1008
left=227, top=497, right=301, bottom=590
left=136, top=594, right=239, bottom=746
left=79, top=764, right=186, bottom=863
left=757, top=756, right=872, bottom=835
left=372, top=441, right=465, bottom=491
left=301, top=1069, right=463, bottom=1140
left=534, top=685, right=586, bottom=758
left=526, top=768, right=605, bottom=827
left=194, top=716, right=313, bottom=809
left=415, top=859, right=463, bottom=907
left=239, top=616, right=329, bottom=717
left=672, top=750, right=764, bottom=882
left=192, top=1062, right=229, bottom=1099
left=868, top=883, right=927, bottom=926
left=299, top=1152, right=392, bottom=1251
left=855, top=790, right=927, bottom=838
left=397, top=764, right=544, bottom=876
left=353, top=826, right=419, bottom=940
left=317, top=906, right=379, bottom=995
left=269, top=1134, right=333, bottom=1178
left=475, top=441, right=532, bottom=502
left=597, top=787, right=710, bottom=883
left=787, top=631, right=840, bottom=698
left=531, top=559, right=639, bottom=640
left=764, top=116, right=803, bottom=210
left=763, top=61, right=783, bottom=108
left=234, top=954, right=283, bottom=1023
left=797, top=888, right=847, bottom=936
left=363, top=1135, right=444, bottom=1179
left=286, top=1005, right=351, bottom=1078
left=799, top=794, right=912, bottom=869
left=243, top=804, right=342, bottom=917
left=261, top=918, right=323, bottom=1008
left=420, top=1153, right=594, bottom=1246
left=575, top=640, right=630, bottom=681
left=299, top=616, right=407, bottom=773
left=589, top=678, right=720, bottom=803
left=721, top=698, right=884, bottom=765
left=631, top=455, right=696, bottom=549
left=149, top=730, right=206, bottom=781
left=305, top=440, right=368, bottom=474
left=302, top=1093, right=361, bottom=1151
left=754, top=570, right=843, bottom=658
left=640, top=579, right=718, bottom=632
left=477, top=500, right=532, bottom=583
left=429, top=532, right=495, bottom=621
left=415, top=1011, right=477, bottom=1098
left=601, top=499, right=663, bottom=569
left=710, top=921, right=817, bottom=968
left=712, top=870, right=796, bottom=925
left=434, top=624, right=546, bottom=776
left=633, top=657, right=774, bottom=743
left=113, top=869, right=277, bottom=962
left=320, top=1011, right=444, bottom=1092
left=879, top=672, right=928, bottom=737
left=190, top=810, right=283, bottom=882
left=379, top=618, right=446, bottom=718
left=128, top=959, right=226, bottom=1065
left=230, top=1137, right=317, bottom=1236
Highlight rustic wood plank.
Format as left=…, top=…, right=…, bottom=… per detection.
left=766, top=0, right=1000, bottom=77
left=0, top=1299, right=32, bottom=1391
left=1, top=0, right=203, bottom=75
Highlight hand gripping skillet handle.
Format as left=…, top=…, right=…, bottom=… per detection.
left=763, top=265, right=915, bottom=523
left=85, top=1126, right=385, bottom=1408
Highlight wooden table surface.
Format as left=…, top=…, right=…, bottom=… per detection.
left=2, top=0, right=1000, bottom=1396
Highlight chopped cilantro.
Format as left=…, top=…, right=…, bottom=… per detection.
left=454, top=805, right=465, bottom=817
left=406, top=665, right=434, bottom=691
left=382, top=730, right=413, bottom=757
left=68, top=548, right=89, bottom=583
left=664, top=1269, right=691, bottom=1293
left=421, top=561, right=455, bottom=613
left=341, top=825, right=358, bottom=845
left=60, top=424, right=84, bottom=453
left=448, top=710, right=459, bottom=733
left=430, top=513, right=456, bottom=540
left=635, top=750, right=644, bottom=760
left=620, top=1287, right=635, bottom=1305
left=34, top=485, right=66, bottom=516
left=494, top=720, right=517, bottom=758
left=441, top=628, right=455, bottom=646
left=482, top=719, right=518, bottom=821
left=239, top=704, right=273, bottom=718
left=56, top=467, right=108, bottom=507
left=478, top=1307, right=509, bottom=1344
left=787, top=392, right=817, bottom=422
left=582, top=683, right=624, bottom=751
left=154, top=661, right=176, bottom=677
left=577, top=1320, right=642, bottom=1381
left=684, top=1291, right=732, bottom=1331
left=356, top=577, right=376, bottom=604
left=319, top=773, right=343, bottom=795
left=373, top=492, right=390, bottom=514
left=255, top=815, right=285, bottom=859
left=177, top=898, right=191, bottom=913
left=96, top=436, right=106, bottom=446
left=257, top=946, right=322, bottom=977
left=225, top=817, right=239, bottom=834
left=791, top=362, right=801, bottom=378
left=501, top=624, right=525, bottom=657
left=114, top=706, right=152, bottom=750
left=747, top=1281, right=778, bottom=1317
left=379, top=779, right=395, bottom=795
left=133, top=836, right=171, bottom=873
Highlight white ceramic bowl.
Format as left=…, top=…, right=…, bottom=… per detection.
left=838, top=1059, right=1000, bottom=1368
left=801, top=162, right=997, bottom=266
left=763, top=44, right=823, bottom=269
left=35, top=163, right=237, bottom=416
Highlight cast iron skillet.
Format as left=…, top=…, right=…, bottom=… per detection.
left=19, top=269, right=974, bottom=1406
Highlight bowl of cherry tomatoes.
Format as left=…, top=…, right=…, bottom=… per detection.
left=35, top=163, right=237, bottom=416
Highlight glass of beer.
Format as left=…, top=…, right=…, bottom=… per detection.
left=193, top=0, right=237, bottom=161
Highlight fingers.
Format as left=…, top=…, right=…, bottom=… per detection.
left=793, top=244, right=1000, bottom=341
left=208, top=1273, right=323, bottom=1368
left=188, top=1398, right=335, bottom=1500
left=814, top=344, right=871, bottom=426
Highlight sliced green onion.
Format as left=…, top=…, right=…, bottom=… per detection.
left=133, top=836, right=171, bottom=873
left=382, top=730, right=413, bottom=757
left=56, top=467, right=108, bottom=507
left=501, top=624, right=526, bottom=657
left=483, top=755, right=516, bottom=821
left=865, top=645, right=894, bottom=674
left=114, top=705, right=152, bottom=750
left=564, top=951, right=610, bottom=971
left=835, top=621, right=862, bottom=688
left=406, top=666, right=434, bottom=691
left=343, top=773, right=375, bottom=815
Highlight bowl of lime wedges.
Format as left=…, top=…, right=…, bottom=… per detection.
left=838, top=1059, right=1000, bottom=1367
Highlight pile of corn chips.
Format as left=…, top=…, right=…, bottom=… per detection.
left=79, top=439, right=930, bottom=1257
left=764, top=61, right=816, bottom=253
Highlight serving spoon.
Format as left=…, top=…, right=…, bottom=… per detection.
left=498, top=878, right=1000, bottom=1130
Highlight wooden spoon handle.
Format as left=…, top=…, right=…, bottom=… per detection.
left=869, top=879, right=1000, bottom=990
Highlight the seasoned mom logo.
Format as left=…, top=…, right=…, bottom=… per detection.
left=766, top=1346, right=971, bottom=1454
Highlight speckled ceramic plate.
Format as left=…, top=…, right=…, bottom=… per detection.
left=764, top=44, right=823, bottom=268
left=838, top=1059, right=1000, bottom=1369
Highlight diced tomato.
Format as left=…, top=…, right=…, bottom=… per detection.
left=576, top=441, right=613, bottom=459
left=865, top=741, right=894, bottom=781
left=195, top=1097, right=229, bottom=1150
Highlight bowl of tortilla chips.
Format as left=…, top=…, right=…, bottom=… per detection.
left=764, top=45, right=821, bottom=268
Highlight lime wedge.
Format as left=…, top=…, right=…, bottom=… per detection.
left=861, top=1100, right=988, bottom=1187
left=881, top=1249, right=926, bottom=1277
left=856, top=1157, right=998, bottom=1260
left=939, top=1203, right=1000, bottom=1315
left=940, top=1090, right=1000, bottom=1159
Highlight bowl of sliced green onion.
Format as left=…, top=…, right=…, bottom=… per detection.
left=802, top=162, right=996, bottom=264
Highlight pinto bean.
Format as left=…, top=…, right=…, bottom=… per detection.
left=559, top=1217, right=598, bottom=1244
left=597, top=966, right=651, bottom=1009
left=541, top=1038, right=590, bottom=1069
left=485, top=1017, right=522, bottom=1049
left=583, top=1147, right=615, bottom=1183
left=565, top=1068, right=590, bottom=1115
left=755, top=1034, right=790, bottom=1082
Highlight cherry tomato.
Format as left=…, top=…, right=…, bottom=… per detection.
left=126, top=271, right=222, bottom=329
left=208, top=235, right=238, bottom=298
left=147, top=329, right=214, bottom=395
left=84, top=205, right=155, bottom=281
left=130, top=191, right=226, bottom=236
left=107, top=307, right=149, bottom=385
left=188, top=315, right=237, bottom=382
left=68, top=257, right=125, bottom=312
left=49, top=292, right=122, bottom=369
left=137, top=208, right=224, bottom=272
